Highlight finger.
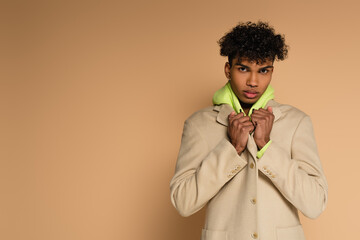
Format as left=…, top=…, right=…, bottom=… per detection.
left=251, top=111, right=268, bottom=118
left=252, top=110, right=273, bottom=119
left=244, top=125, right=255, bottom=133
left=228, top=111, right=236, bottom=120
left=241, top=121, right=254, bottom=127
left=232, top=114, right=251, bottom=123
left=251, top=114, right=267, bottom=126
left=228, top=111, right=237, bottom=125
left=251, top=114, right=267, bottom=124
left=258, top=108, right=275, bottom=120
left=257, top=108, right=268, bottom=113
left=231, top=110, right=246, bottom=118
left=251, top=119, right=258, bottom=128
left=257, top=108, right=274, bottom=117
left=251, top=115, right=268, bottom=125
left=255, top=108, right=270, bottom=115
left=228, top=111, right=236, bottom=118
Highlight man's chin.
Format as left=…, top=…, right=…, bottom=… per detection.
left=240, top=98, right=259, bottom=105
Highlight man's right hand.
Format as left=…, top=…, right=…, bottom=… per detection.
left=227, top=111, right=254, bottom=155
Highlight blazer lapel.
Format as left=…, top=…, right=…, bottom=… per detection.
left=214, top=104, right=234, bottom=127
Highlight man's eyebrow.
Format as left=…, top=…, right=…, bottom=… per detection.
left=260, top=65, right=274, bottom=69
left=234, top=63, right=250, bottom=68
left=234, top=63, right=274, bottom=69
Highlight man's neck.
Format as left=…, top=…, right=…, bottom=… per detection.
left=240, top=101, right=252, bottom=115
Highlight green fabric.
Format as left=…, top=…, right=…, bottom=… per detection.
left=212, top=80, right=275, bottom=157
left=256, top=140, right=272, bottom=158
left=212, top=80, right=274, bottom=117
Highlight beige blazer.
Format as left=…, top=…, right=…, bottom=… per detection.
left=170, top=100, right=328, bottom=240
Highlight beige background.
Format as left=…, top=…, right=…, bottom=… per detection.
left=1, top=0, right=359, bottom=239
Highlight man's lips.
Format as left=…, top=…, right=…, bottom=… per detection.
left=243, top=91, right=259, bottom=99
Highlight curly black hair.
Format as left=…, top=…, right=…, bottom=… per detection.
left=218, top=21, right=288, bottom=66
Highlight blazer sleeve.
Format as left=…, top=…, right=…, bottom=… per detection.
left=170, top=119, right=248, bottom=217
left=257, top=115, right=328, bottom=219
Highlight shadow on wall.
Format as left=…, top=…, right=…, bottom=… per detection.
left=151, top=151, right=207, bottom=240
left=163, top=207, right=206, bottom=240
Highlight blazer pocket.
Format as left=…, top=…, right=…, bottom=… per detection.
left=276, top=224, right=306, bottom=240
left=201, top=229, right=228, bottom=240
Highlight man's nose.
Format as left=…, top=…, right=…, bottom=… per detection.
left=246, top=72, right=258, bottom=87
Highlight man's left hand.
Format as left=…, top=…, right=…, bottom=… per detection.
left=251, top=107, right=275, bottom=150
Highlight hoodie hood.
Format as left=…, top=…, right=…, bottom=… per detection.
left=212, top=80, right=274, bottom=116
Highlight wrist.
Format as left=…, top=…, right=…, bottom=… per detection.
left=236, top=148, right=245, bottom=155
left=256, top=138, right=270, bottom=150
left=232, top=144, right=245, bottom=155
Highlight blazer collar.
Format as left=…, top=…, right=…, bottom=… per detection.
left=214, top=99, right=282, bottom=127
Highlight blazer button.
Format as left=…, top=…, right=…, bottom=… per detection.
left=249, top=162, right=254, bottom=169
left=251, top=232, right=258, bottom=239
left=250, top=198, right=256, bottom=204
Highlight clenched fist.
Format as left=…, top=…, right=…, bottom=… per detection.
left=251, top=107, right=275, bottom=150
left=227, top=111, right=255, bottom=155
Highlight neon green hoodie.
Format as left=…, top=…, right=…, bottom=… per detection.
left=212, top=80, right=274, bottom=117
left=212, top=81, right=274, bottom=158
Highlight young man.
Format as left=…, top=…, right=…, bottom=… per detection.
left=170, top=21, right=328, bottom=240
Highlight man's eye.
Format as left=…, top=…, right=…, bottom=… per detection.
left=260, top=69, right=269, bottom=74
left=238, top=67, right=247, bottom=72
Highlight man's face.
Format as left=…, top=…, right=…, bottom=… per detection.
left=225, top=58, right=274, bottom=105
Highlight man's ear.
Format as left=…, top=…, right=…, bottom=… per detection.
left=224, top=62, right=231, bottom=79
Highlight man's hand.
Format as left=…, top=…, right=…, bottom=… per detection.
left=228, top=111, right=255, bottom=155
left=251, top=107, right=275, bottom=150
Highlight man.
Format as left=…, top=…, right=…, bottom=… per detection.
left=170, top=21, right=328, bottom=240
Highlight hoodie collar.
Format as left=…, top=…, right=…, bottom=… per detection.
left=212, top=80, right=275, bottom=116
left=214, top=99, right=282, bottom=127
